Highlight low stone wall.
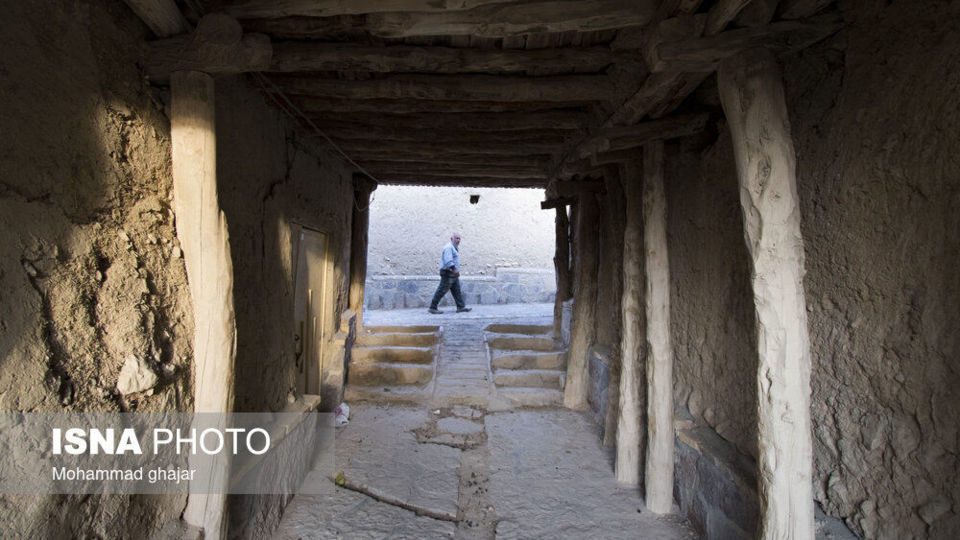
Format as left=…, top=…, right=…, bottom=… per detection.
left=674, top=423, right=857, bottom=540
left=587, top=346, right=612, bottom=429
left=365, top=268, right=555, bottom=310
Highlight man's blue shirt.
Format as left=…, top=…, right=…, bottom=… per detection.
left=440, top=242, right=459, bottom=271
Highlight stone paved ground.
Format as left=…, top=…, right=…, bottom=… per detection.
left=275, top=304, right=698, bottom=539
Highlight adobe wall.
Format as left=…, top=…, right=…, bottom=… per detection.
left=0, top=1, right=192, bottom=535
left=366, top=185, right=555, bottom=277
left=668, top=1, right=960, bottom=537
left=214, top=78, right=354, bottom=415
left=0, top=1, right=357, bottom=537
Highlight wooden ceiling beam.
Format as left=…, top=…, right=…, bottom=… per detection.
left=333, top=139, right=561, bottom=157
left=577, top=113, right=709, bottom=158
left=293, top=97, right=591, bottom=115
left=341, top=152, right=553, bottom=168
left=268, top=42, right=627, bottom=74
left=321, top=125, right=570, bottom=145
left=122, top=0, right=190, bottom=37
left=362, top=165, right=547, bottom=179
left=238, top=0, right=658, bottom=39
left=307, top=111, right=590, bottom=132
left=650, top=15, right=842, bottom=72
left=268, top=74, right=616, bottom=102
left=373, top=174, right=547, bottom=188
left=213, top=0, right=508, bottom=18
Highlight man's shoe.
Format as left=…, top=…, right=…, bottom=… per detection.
left=428, top=308, right=443, bottom=314
left=456, top=307, right=472, bottom=313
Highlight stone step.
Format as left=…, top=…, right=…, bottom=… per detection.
left=499, top=387, right=563, bottom=408
left=351, top=346, right=434, bottom=364
left=487, top=334, right=559, bottom=352
left=484, top=323, right=553, bottom=335
left=348, top=362, right=433, bottom=386
left=363, top=325, right=440, bottom=334
left=355, top=331, right=439, bottom=347
left=491, top=350, right=566, bottom=370
left=493, top=369, right=563, bottom=389
left=344, top=384, right=431, bottom=404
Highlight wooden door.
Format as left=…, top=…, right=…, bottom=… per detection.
left=293, top=228, right=329, bottom=396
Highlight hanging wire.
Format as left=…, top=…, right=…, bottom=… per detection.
left=251, top=71, right=380, bottom=212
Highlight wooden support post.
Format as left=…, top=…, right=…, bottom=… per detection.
left=616, top=159, right=643, bottom=485
left=563, top=193, right=599, bottom=410
left=717, top=48, right=814, bottom=540
left=642, top=140, right=674, bottom=514
left=553, top=205, right=572, bottom=339
left=171, top=71, right=236, bottom=540
left=349, top=176, right=377, bottom=328
left=600, top=165, right=626, bottom=447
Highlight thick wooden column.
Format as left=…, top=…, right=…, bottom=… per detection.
left=563, top=193, right=600, bottom=410
left=615, top=159, right=644, bottom=485
left=553, top=205, right=571, bottom=338
left=718, top=48, right=815, bottom=539
left=348, top=175, right=377, bottom=327
left=642, top=140, right=674, bottom=513
left=171, top=70, right=236, bottom=540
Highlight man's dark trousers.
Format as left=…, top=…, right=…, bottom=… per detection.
left=429, top=269, right=465, bottom=309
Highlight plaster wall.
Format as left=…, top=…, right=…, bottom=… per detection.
left=366, top=185, right=555, bottom=277
left=667, top=1, right=960, bottom=537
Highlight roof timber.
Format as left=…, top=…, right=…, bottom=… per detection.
left=267, top=73, right=616, bottom=102
left=319, top=125, right=570, bottom=146
left=122, top=0, right=189, bottom=37
left=292, top=97, right=593, bottom=115
left=267, top=42, right=628, bottom=74
left=576, top=114, right=709, bottom=158
left=339, top=153, right=553, bottom=168
left=232, top=0, right=659, bottom=39
left=361, top=164, right=548, bottom=179
left=332, top=139, right=562, bottom=157
left=372, top=174, right=547, bottom=188
left=307, top=111, right=591, bottom=132
left=214, top=0, right=513, bottom=18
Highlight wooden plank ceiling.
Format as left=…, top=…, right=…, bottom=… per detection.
left=197, top=0, right=839, bottom=188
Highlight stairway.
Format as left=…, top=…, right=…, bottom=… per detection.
left=485, top=323, right=567, bottom=408
left=346, top=325, right=441, bottom=400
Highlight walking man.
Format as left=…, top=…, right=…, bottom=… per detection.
left=428, top=232, right=471, bottom=314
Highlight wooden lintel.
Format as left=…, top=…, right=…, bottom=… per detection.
left=579, top=113, right=708, bottom=158
left=237, top=0, right=659, bottom=39
left=651, top=15, right=843, bottom=72
left=374, top=173, right=546, bottom=188
left=362, top=165, right=547, bottom=179
left=268, top=42, right=628, bottom=74
left=267, top=73, right=616, bottom=103
left=341, top=152, right=553, bottom=168
left=540, top=197, right=576, bottom=210
left=145, top=14, right=271, bottom=78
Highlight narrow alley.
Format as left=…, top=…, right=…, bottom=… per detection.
left=276, top=304, right=698, bottom=539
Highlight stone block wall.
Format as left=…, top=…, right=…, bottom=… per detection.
left=365, top=268, right=555, bottom=310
